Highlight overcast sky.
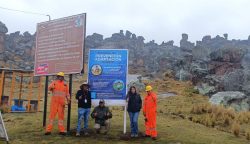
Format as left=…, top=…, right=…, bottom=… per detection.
left=0, top=0, right=250, bottom=45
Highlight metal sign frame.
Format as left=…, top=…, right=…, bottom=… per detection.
left=0, top=112, right=9, bottom=143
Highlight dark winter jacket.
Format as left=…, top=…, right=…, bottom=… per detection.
left=126, top=93, right=142, bottom=113
left=75, top=90, right=91, bottom=108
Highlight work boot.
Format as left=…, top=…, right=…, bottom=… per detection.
left=76, top=132, right=80, bottom=137
left=59, top=132, right=66, bottom=136
left=144, top=134, right=150, bottom=137
left=131, top=134, right=135, bottom=138
left=45, top=132, right=51, bottom=135
left=96, top=130, right=100, bottom=134
left=104, top=131, right=108, bottom=135
left=152, top=137, right=157, bottom=140
left=84, top=132, right=89, bottom=136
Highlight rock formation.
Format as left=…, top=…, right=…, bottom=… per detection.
left=2, top=20, right=250, bottom=99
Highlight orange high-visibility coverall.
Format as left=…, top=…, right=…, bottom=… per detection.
left=46, top=80, right=70, bottom=133
left=143, top=92, right=157, bottom=137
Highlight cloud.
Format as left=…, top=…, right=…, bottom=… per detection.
left=1, top=0, right=250, bottom=45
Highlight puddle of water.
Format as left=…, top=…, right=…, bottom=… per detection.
left=128, top=74, right=141, bottom=83
left=128, top=74, right=149, bottom=83
left=158, top=92, right=177, bottom=98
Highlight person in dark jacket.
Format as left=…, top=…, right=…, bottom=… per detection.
left=76, top=82, right=92, bottom=136
left=91, top=99, right=112, bottom=134
left=126, top=86, right=142, bottom=137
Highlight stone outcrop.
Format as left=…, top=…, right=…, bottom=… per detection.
left=2, top=20, right=250, bottom=99
left=0, top=21, right=8, bottom=54
left=209, top=91, right=250, bottom=111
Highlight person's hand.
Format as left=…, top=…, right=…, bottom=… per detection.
left=79, top=96, right=82, bottom=99
left=66, top=98, right=71, bottom=105
left=94, top=113, right=97, bottom=117
left=66, top=101, right=69, bottom=105
left=50, top=83, right=56, bottom=90
left=106, top=113, right=110, bottom=116
left=49, top=86, right=54, bottom=91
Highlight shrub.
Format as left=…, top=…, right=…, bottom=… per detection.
left=225, top=108, right=236, bottom=119
left=191, top=104, right=203, bottom=114
left=205, top=114, right=213, bottom=127
left=237, top=111, right=250, bottom=124
left=223, top=115, right=231, bottom=126
left=246, top=130, right=250, bottom=140
left=231, top=122, right=240, bottom=137
left=0, top=105, right=10, bottom=113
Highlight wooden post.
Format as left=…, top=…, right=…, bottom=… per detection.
left=9, top=72, right=16, bottom=112
left=0, top=70, right=5, bottom=105
left=27, top=73, right=33, bottom=112
left=18, top=73, right=23, bottom=107
left=37, top=76, right=43, bottom=112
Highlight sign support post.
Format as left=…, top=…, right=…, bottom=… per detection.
left=43, top=76, right=48, bottom=127
left=67, top=74, right=73, bottom=132
left=123, top=105, right=127, bottom=134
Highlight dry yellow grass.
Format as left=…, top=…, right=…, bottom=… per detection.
left=245, top=129, right=250, bottom=140
left=231, top=122, right=241, bottom=137
left=189, top=102, right=250, bottom=136
left=1, top=77, right=250, bottom=143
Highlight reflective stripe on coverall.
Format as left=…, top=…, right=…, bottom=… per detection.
left=46, top=80, right=69, bottom=132
left=143, top=92, right=157, bottom=137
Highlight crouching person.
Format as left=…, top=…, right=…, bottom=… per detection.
left=91, top=99, right=112, bottom=134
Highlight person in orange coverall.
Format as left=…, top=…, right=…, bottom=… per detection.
left=45, top=72, right=70, bottom=135
left=143, top=85, right=157, bottom=140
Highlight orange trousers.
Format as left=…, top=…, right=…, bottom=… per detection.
left=46, top=97, right=66, bottom=132
left=145, top=111, right=157, bottom=137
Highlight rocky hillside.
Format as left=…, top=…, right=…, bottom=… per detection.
left=1, top=21, right=250, bottom=97
left=0, top=21, right=35, bottom=70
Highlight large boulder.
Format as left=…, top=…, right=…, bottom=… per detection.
left=180, top=33, right=195, bottom=52
left=0, top=21, right=8, bottom=34
left=209, top=91, right=250, bottom=111
left=242, top=69, right=250, bottom=95
left=127, top=75, right=145, bottom=92
left=85, top=33, right=104, bottom=48
left=194, top=83, right=216, bottom=96
left=242, top=51, right=250, bottom=70
left=0, top=21, right=8, bottom=53
left=192, top=45, right=210, bottom=61
left=175, top=69, right=192, bottom=81
left=223, top=69, right=245, bottom=91
left=210, top=47, right=246, bottom=63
